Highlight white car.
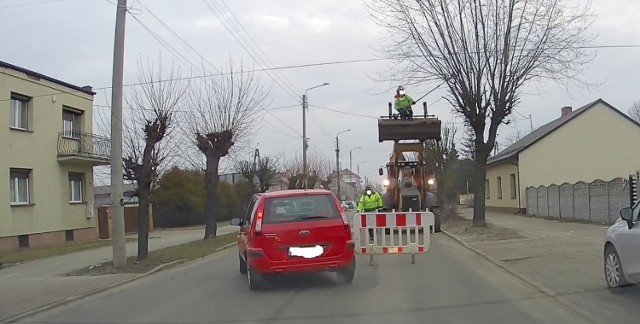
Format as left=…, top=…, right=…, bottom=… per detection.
left=604, top=201, right=640, bottom=288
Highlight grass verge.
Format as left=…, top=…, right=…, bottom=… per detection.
left=65, top=232, right=238, bottom=276
left=441, top=206, right=525, bottom=241
left=0, top=238, right=137, bottom=267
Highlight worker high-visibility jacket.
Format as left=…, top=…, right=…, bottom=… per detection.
left=394, top=94, right=414, bottom=111
left=358, top=192, right=383, bottom=212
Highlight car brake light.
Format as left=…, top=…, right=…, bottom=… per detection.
left=335, top=199, right=350, bottom=230
left=254, top=202, right=264, bottom=233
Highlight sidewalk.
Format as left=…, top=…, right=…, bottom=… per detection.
left=443, top=208, right=609, bottom=296
left=0, top=225, right=238, bottom=321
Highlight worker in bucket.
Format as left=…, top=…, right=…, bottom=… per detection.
left=358, top=185, right=383, bottom=242
left=394, top=86, right=416, bottom=120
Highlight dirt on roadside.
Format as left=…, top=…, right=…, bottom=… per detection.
left=442, top=208, right=525, bottom=242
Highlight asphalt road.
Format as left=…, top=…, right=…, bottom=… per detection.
left=21, top=233, right=602, bottom=324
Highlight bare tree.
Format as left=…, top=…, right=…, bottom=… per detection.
left=186, top=60, right=270, bottom=239
left=628, top=101, right=640, bottom=124
left=123, top=61, right=187, bottom=260
left=235, top=160, right=258, bottom=190
left=367, top=0, right=595, bottom=226
left=424, top=122, right=458, bottom=206
left=256, top=155, right=280, bottom=192
left=503, top=127, right=528, bottom=147
left=283, top=152, right=332, bottom=189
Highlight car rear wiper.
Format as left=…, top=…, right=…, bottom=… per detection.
left=300, top=215, right=330, bottom=220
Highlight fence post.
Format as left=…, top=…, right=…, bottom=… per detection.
left=572, top=184, right=576, bottom=221
left=587, top=183, right=592, bottom=222
left=558, top=186, right=562, bottom=220
left=606, top=181, right=610, bottom=225
left=546, top=186, right=550, bottom=217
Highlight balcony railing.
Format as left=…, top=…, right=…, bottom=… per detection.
left=57, top=131, right=111, bottom=163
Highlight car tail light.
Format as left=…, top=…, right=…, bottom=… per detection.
left=254, top=200, right=265, bottom=234
left=335, top=199, right=350, bottom=230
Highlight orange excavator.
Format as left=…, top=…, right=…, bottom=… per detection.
left=378, top=102, right=442, bottom=232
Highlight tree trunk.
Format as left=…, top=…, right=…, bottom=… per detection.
left=137, top=187, right=150, bottom=261
left=204, top=153, right=221, bottom=239
left=472, top=149, right=490, bottom=227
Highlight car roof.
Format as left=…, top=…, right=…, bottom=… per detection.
left=259, top=189, right=334, bottom=199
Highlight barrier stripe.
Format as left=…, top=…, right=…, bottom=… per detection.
left=396, top=214, right=406, bottom=226
left=376, top=214, right=387, bottom=227
left=361, top=214, right=367, bottom=227
left=416, top=213, right=422, bottom=226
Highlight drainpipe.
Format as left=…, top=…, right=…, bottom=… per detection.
left=513, top=159, right=523, bottom=215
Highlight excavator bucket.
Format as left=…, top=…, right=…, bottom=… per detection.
left=378, top=117, right=442, bottom=142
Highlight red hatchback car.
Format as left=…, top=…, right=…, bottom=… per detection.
left=230, top=189, right=356, bottom=290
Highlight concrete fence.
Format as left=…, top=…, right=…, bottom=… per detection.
left=525, top=177, right=629, bottom=225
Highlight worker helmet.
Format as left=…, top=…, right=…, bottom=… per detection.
left=366, top=184, right=372, bottom=190
left=397, top=85, right=405, bottom=96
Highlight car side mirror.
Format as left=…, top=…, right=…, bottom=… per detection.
left=378, top=168, right=383, bottom=176
left=620, top=207, right=634, bottom=229
left=230, top=218, right=243, bottom=226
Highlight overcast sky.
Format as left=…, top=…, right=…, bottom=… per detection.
left=2, top=0, right=640, bottom=187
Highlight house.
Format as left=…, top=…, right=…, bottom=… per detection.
left=0, top=60, right=109, bottom=252
left=485, top=99, right=640, bottom=214
left=92, top=183, right=154, bottom=239
left=94, top=183, right=138, bottom=207
left=329, top=169, right=361, bottom=201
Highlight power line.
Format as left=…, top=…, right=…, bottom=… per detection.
left=0, top=0, right=69, bottom=10
left=201, top=0, right=301, bottom=102
left=92, top=103, right=299, bottom=112
left=4, top=42, right=640, bottom=102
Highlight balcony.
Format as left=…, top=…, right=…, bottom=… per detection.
left=57, top=131, right=111, bottom=165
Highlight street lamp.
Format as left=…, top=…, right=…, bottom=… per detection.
left=335, top=129, right=351, bottom=200
left=356, top=160, right=366, bottom=190
left=349, top=146, right=362, bottom=171
left=302, top=82, right=329, bottom=188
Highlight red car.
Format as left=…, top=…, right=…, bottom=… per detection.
left=230, top=189, right=356, bottom=290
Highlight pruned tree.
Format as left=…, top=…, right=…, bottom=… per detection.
left=283, top=151, right=332, bottom=189
left=628, top=101, right=640, bottom=124
left=235, top=160, right=258, bottom=191
left=367, top=0, right=595, bottom=226
left=424, top=122, right=459, bottom=206
left=185, top=60, right=270, bottom=239
left=123, top=61, right=187, bottom=260
left=256, top=155, right=280, bottom=192
left=503, top=127, right=529, bottom=147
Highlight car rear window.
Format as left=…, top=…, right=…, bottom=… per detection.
left=263, top=194, right=340, bottom=224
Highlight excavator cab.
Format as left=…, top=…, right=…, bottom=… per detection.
left=378, top=102, right=442, bottom=142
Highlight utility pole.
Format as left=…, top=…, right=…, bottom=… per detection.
left=349, top=146, right=361, bottom=171
left=110, top=0, right=128, bottom=269
left=335, top=129, right=350, bottom=200
left=529, top=114, right=534, bottom=132
left=302, top=83, right=329, bottom=189
left=302, top=94, right=308, bottom=189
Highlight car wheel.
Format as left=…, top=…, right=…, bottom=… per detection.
left=247, top=264, right=264, bottom=291
left=336, top=257, right=356, bottom=284
left=239, top=254, right=247, bottom=274
left=605, top=245, right=627, bottom=289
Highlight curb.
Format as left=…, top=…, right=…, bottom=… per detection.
left=441, top=229, right=557, bottom=297
left=2, top=241, right=238, bottom=323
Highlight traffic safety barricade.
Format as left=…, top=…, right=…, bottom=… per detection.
left=352, top=211, right=435, bottom=265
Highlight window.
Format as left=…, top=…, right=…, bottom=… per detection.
left=10, top=169, right=31, bottom=205
left=485, top=179, right=490, bottom=199
left=510, top=174, right=517, bottom=199
left=263, top=194, right=340, bottom=224
left=10, top=93, right=29, bottom=130
left=62, top=108, right=82, bottom=138
left=497, top=177, right=503, bottom=199
left=69, top=173, right=84, bottom=203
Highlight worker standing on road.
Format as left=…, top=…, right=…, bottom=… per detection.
left=358, top=185, right=383, bottom=242
left=394, top=86, right=416, bottom=120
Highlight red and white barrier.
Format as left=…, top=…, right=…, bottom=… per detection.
left=352, top=211, right=434, bottom=265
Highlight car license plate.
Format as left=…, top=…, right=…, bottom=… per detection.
left=289, top=245, right=323, bottom=258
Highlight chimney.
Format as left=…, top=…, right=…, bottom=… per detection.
left=561, top=106, right=572, bottom=117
